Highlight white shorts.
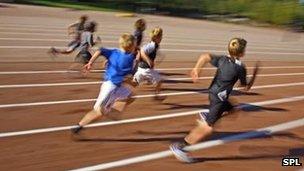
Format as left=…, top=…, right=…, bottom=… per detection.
left=133, top=67, right=161, bottom=85
left=93, top=81, right=132, bottom=113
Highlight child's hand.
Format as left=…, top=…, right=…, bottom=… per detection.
left=245, top=60, right=261, bottom=91
left=135, top=50, right=141, bottom=61
left=150, top=61, right=155, bottom=69
left=253, top=61, right=261, bottom=75
left=83, top=62, right=93, bottom=71
left=67, top=28, right=74, bottom=36
left=96, top=36, right=102, bottom=44
left=123, top=76, right=138, bottom=88
left=101, top=60, right=108, bottom=69
left=255, top=61, right=261, bottom=69
left=191, top=68, right=199, bottom=83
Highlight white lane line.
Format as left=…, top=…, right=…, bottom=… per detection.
left=0, top=70, right=78, bottom=75
left=0, top=27, right=128, bottom=33
left=0, top=31, right=207, bottom=42
left=156, top=66, right=304, bottom=70
left=0, top=95, right=303, bottom=139
left=0, top=25, right=130, bottom=31
left=1, top=72, right=304, bottom=89
left=0, top=37, right=117, bottom=43
left=0, top=81, right=102, bottom=88
left=162, top=48, right=304, bottom=55
left=0, top=33, right=120, bottom=39
left=0, top=28, right=216, bottom=40
left=163, top=42, right=304, bottom=51
left=0, top=81, right=304, bottom=109
left=0, top=31, right=215, bottom=42
left=1, top=66, right=304, bottom=75
left=70, top=117, right=304, bottom=171
left=0, top=29, right=220, bottom=41
left=0, top=27, right=303, bottom=48
left=1, top=37, right=304, bottom=51
left=0, top=46, right=303, bottom=55
left=0, top=27, right=277, bottom=41
left=1, top=32, right=304, bottom=50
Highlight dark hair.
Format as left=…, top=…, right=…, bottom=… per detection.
left=84, top=21, right=97, bottom=32
left=134, top=18, right=146, bottom=31
left=80, top=15, right=88, bottom=22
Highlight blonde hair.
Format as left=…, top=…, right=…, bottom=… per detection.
left=119, top=33, right=135, bottom=52
left=150, top=27, right=163, bottom=41
left=228, top=38, right=247, bottom=57
left=134, top=18, right=146, bottom=31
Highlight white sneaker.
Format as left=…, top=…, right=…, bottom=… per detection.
left=198, top=111, right=208, bottom=121
left=170, top=143, right=194, bottom=163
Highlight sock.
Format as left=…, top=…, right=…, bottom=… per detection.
left=72, top=124, right=83, bottom=134
left=180, top=139, right=190, bottom=148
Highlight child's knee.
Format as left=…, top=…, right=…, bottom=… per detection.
left=112, top=101, right=128, bottom=112
left=196, top=119, right=213, bottom=132
left=93, top=106, right=103, bottom=116
left=152, top=76, right=162, bottom=85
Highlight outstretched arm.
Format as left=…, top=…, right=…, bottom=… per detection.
left=90, top=34, right=101, bottom=47
left=67, top=22, right=78, bottom=35
left=191, top=53, right=212, bottom=82
left=140, top=48, right=153, bottom=68
left=83, top=50, right=101, bottom=71
left=244, top=61, right=260, bottom=91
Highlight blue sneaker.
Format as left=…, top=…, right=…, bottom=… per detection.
left=170, top=143, right=194, bottom=163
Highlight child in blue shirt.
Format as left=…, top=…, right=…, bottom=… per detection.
left=71, top=33, right=139, bottom=135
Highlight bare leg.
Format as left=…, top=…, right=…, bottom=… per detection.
left=67, top=62, right=88, bottom=78
left=48, top=47, right=74, bottom=61
left=78, top=109, right=102, bottom=127
left=112, top=101, right=128, bottom=112
left=184, top=120, right=213, bottom=145
left=155, top=81, right=162, bottom=94
left=51, top=47, right=73, bottom=55
left=154, top=81, right=166, bottom=101
left=71, top=109, right=102, bottom=135
left=112, top=93, right=135, bottom=112
left=170, top=120, right=213, bottom=163
left=101, top=60, right=108, bottom=69
left=222, top=98, right=239, bottom=120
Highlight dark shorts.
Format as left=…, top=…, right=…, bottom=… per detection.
left=75, top=51, right=92, bottom=64
left=205, top=93, right=234, bottom=125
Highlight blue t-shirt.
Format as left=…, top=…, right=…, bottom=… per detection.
left=100, top=48, right=135, bottom=86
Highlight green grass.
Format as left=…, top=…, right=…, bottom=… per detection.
left=153, top=0, right=304, bottom=26
left=14, top=0, right=304, bottom=28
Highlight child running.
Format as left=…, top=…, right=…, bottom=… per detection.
left=133, top=18, right=146, bottom=47
left=133, top=27, right=164, bottom=99
left=50, top=21, right=100, bottom=76
left=67, top=15, right=88, bottom=51
left=71, top=33, right=139, bottom=135
left=101, top=19, right=146, bottom=71
left=170, top=38, right=260, bottom=163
